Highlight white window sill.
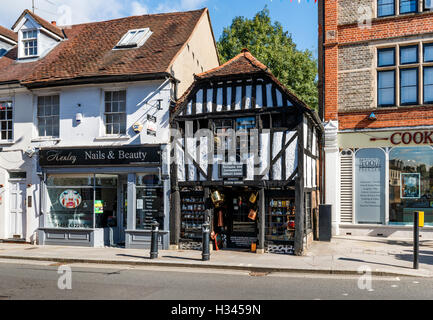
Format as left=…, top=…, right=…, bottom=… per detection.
left=31, top=137, right=61, bottom=143
left=0, top=141, right=15, bottom=146
left=94, top=136, right=131, bottom=141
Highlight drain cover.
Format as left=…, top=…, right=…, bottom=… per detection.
left=249, top=272, right=269, bottom=277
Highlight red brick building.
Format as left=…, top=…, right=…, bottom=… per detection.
left=319, top=0, right=433, bottom=237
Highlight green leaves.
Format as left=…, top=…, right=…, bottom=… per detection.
left=217, top=7, right=318, bottom=110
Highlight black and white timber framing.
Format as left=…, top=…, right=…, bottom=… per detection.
left=170, top=51, right=323, bottom=255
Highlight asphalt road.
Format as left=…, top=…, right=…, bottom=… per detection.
left=0, top=259, right=432, bottom=300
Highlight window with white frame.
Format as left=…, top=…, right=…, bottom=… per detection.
left=114, top=28, right=152, bottom=49
left=104, top=91, right=126, bottom=135
left=0, top=101, right=13, bottom=140
left=377, top=43, right=433, bottom=107
left=37, top=95, right=59, bottom=137
left=22, top=29, right=38, bottom=57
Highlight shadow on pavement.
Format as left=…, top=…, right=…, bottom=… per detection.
left=338, top=257, right=413, bottom=270
left=116, top=254, right=150, bottom=260
left=161, top=255, right=203, bottom=262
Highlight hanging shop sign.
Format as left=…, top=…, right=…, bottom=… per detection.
left=59, top=190, right=82, bottom=209
left=39, top=146, right=161, bottom=166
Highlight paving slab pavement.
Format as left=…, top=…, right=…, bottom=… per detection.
left=1, top=236, right=433, bottom=277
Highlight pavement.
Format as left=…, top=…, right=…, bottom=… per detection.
left=1, top=236, right=433, bottom=278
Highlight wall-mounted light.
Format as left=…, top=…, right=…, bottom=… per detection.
left=368, top=112, right=377, bottom=121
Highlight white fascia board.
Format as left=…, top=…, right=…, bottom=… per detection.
left=0, top=35, right=17, bottom=46
left=13, top=14, right=39, bottom=32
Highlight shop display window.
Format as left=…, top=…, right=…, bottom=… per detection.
left=135, top=174, right=164, bottom=230
left=45, top=174, right=94, bottom=229
left=389, top=146, right=433, bottom=225
left=266, top=196, right=296, bottom=243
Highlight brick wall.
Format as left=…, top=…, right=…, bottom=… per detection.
left=320, top=0, right=433, bottom=128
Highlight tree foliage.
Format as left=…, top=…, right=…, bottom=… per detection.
left=217, top=7, right=318, bottom=109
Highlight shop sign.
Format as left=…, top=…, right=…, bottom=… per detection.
left=39, top=146, right=161, bottom=166
left=355, top=149, right=386, bottom=224
left=219, top=163, right=246, bottom=178
left=390, top=131, right=433, bottom=145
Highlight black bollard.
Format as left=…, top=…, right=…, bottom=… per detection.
left=414, top=212, right=419, bottom=269
left=202, top=219, right=210, bottom=261
left=150, top=221, right=159, bottom=259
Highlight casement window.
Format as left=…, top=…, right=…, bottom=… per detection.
left=22, top=29, right=38, bottom=57
left=400, top=68, right=419, bottom=105
left=0, top=101, right=13, bottom=141
left=377, top=48, right=396, bottom=107
left=400, top=0, right=418, bottom=13
left=37, top=95, right=59, bottom=137
left=424, top=67, right=433, bottom=103
left=378, top=0, right=396, bottom=17
left=377, top=43, right=433, bottom=106
left=114, top=28, right=152, bottom=49
left=104, top=91, right=126, bottom=135
left=377, top=0, right=420, bottom=16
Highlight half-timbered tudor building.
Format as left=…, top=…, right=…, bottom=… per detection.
left=171, top=50, right=323, bottom=255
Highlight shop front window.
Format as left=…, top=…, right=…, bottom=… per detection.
left=45, top=174, right=119, bottom=229
left=135, top=174, right=164, bottom=230
left=46, top=174, right=94, bottom=229
left=389, top=146, right=433, bottom=225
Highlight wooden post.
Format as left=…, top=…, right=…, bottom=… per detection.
left=169, top=122, right=181, bottom=248
left=257, top=188, right=266, bottom=254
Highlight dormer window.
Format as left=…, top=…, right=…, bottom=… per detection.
left=114, top=28, right=152, bottom=49
left=22, top=29, right=38, bottom=56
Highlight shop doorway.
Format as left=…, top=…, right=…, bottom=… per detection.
left=8, top=180, right=26, bottom=240
left=94, top=174, right=127, bottom=247
left=212, top=188, right=258, bottom=250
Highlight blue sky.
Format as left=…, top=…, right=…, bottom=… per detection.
left=0, top=0, right=318, bottom=55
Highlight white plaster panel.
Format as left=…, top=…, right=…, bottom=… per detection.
left=285, top=131, right=297, bottom=180
left=196, top=89, right=203, bottom=114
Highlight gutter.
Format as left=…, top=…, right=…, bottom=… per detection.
left=22, top=72, right=178, bottom=89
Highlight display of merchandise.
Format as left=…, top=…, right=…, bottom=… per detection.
left=266, top=197, right=296, bottom=242
left=180, top=192, right=206, bottom=241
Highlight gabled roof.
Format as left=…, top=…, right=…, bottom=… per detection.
left=173, top=49, right=323, bottom=129
left=0, top=8, right=210, bottom=87
left=12, top=9, right=64, bottom=39
left=195, top=48, right=268, bottom=79
left=0, top=26, right=17, bottom=43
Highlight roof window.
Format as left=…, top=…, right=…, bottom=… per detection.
left=115, top=28, right=152, bottom=49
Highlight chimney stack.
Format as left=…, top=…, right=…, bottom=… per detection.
left=51, top=21, right=56, bottom=26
